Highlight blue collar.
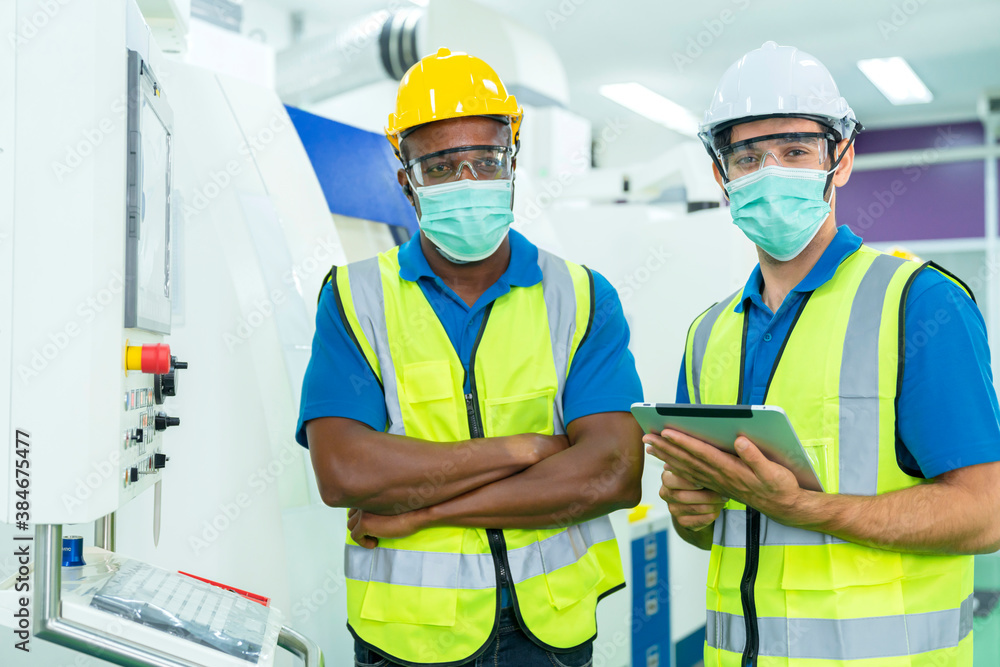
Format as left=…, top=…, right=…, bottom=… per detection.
left=397, top=228, right=542, bottom=288
left=735, top=225, right=864, bottom=313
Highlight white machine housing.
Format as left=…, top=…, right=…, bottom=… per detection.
left=1, top=1, right=177, bottom=525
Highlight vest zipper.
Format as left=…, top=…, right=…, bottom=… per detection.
left=462, top=306, right=508, bottom=590
left=738, top=293, right=807, bottom=665
left=465, top=394, right=482, bottom=438
left=740, top=508, right=761, bottom=666
left=489, top=529, right=510, bottom=588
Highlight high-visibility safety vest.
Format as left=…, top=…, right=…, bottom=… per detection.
left=684, top=246, right=975, bottom=667
left=327, top=246, right=625, bottom=666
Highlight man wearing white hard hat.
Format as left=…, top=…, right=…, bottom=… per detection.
left=645, top=42, right=1000, bottom=666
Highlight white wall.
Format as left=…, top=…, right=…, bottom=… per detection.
left=531, top=204, right=757, bottom=663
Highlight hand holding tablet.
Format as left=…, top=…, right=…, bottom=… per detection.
left=632, top=403, right=824, bottom=492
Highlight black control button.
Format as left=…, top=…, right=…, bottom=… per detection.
left=155, top=412, right=180, bottom=431
left=155, top=356, right=187, bottom=404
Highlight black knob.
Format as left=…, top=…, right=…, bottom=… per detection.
left=134, top=428, right=143, bottom=443
left=161, top=372, right=176, bottom=397
left=154, top=453, right=169, bottom=469
left=155, top=412, right=180, bottom=431
left=129, top=467, right=139, bottom=483
left=154, top=374, right=164, bottom=404
left=154, top=371, right=174, bottom=404
left=171, top=356, right=188, bottom=371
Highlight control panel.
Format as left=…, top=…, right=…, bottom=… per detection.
left=119, top=342, right=184, bottom=503
left=117, top=51, right=182, bottom=509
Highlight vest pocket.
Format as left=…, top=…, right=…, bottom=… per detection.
left=358, top=547, right=460, bottom=627
left=536, top=527, right=604, bottom=610
left=401, top=361, right=462, bottom=440
left=800, top=437, right=832, bottom=491
left=485, top=389, right=555, bottom=437
left=781, top=542, right=905, bottom=591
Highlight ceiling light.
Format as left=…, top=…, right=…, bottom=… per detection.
left=599, top=82, right=699, bottom=137
left=857, top=57, right=933, bottom=105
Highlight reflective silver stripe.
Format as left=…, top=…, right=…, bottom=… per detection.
left=690, top=291, right=739, bottom=404
left=537, top=249, right=579, bottom=436
left=345, top=517, right=616, bottom=590
left=707, top=594, right=974, bottom=659
left=345, top=544, right=497, bottom=590
left=838, top=253, right=906, bottom=495
left=715, top=508, right=846, bottom=547
left=507, top=516, right=616, bottom=584
left=348, top=257, right=406, bottom=436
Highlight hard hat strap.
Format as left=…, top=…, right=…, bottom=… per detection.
left=823, top=125, right=861, bottom=196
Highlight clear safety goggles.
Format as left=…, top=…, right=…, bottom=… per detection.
left=405, top=145, right=514, bottom=187
left=718, top=132, right=835, bottom=180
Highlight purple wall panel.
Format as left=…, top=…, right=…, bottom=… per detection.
left=854, top=122, right=984, bottom=155
left=839, top=161, right=986, bottom=242
left=835, top=122, right=993, bottom=242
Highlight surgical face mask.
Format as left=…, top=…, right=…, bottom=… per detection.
left=724, top=165, right=835, bottom=262
left=414, top=178, right=515, bottom=263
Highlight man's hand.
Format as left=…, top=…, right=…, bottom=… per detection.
left=657, top=465, right=728, bottom=531
left=644, top=429, right=807, bottom=525
left=348, top=507, right=430, bottom=549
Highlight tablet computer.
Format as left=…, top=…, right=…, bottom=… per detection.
left=631, top=403, right=824, bottom=492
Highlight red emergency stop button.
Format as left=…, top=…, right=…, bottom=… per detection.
left=125, top=344, right=172, bottom=374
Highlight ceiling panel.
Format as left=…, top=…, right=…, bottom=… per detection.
left=257, top=0, right=1000, bottom=158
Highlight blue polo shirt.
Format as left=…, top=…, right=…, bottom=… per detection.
left=676, top=225, right=1000, bottom=479
left=297, top=228, right=643, bottom=446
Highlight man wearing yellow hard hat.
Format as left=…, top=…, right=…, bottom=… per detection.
left=296, top=47, right=645, bottom=666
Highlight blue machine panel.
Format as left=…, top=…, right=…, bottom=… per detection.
left=631, top=524, right=671, bottom=667
left=285, top=105, right=418, bottom=233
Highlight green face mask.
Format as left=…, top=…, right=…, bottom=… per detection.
left=415, top=179, right=515, bottom=263
left=724, top=165, right=834, bottom=262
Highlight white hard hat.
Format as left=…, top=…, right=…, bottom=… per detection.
left=699, top=41, right=859, bottom=152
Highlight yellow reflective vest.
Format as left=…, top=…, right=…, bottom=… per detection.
left=329, top=246, right=625, bottom=665
left=685, top=246, right=975, bottom=666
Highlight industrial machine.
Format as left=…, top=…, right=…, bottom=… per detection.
left=0, top=2, right=333, bottom=665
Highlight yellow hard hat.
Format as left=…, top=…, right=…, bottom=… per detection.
left=888, top=246, right=922, bottom=262
left=385, top=47, right=523, bottom=157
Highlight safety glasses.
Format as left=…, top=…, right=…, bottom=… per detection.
left=718, top=132, right=836, bottom=180
left=405, top=145, right=513, bottom=187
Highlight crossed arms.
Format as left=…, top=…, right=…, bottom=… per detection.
left=306, top=412, right=644, bottom=548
